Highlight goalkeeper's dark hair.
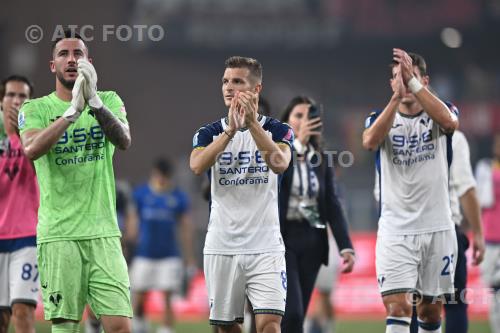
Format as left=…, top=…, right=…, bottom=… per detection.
left=153, top=157, right=174, bottom=177
left=51, top=28, right=88, bottom=54
left=0, top=75, right=34, bottom=99
left=225, top=56, right=263, bottom=84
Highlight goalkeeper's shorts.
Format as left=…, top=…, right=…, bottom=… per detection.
left=37, top=237, right=132, bottom=321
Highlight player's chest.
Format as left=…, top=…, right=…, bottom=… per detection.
left=387, top=117, right=437, bottom=150
left=216, top=132, right=267, bottom=168
left=51, top=113, right=104, bottom=149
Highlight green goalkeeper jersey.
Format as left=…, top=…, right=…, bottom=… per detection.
left=19, top=91, right=128, bottom=243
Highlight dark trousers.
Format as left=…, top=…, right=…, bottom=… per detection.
left=281, top=222, right=327, bottom=333
left=410, top=226, right=469, bottom=333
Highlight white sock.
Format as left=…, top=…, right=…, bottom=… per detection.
left=490, top=292, right=500, bottom=333
left=417, top=318, right=441, bottom=333
left=157, top=326, right=174, bottom=333
left=132, top=317, right=149, bottom=333
left=243, top=308, right=252, bottom=333
left=386, top=316, right=410, bottom=333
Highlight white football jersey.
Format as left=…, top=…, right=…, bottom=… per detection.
left=449, top=130, right=476, bottom=225
left=366, top=103, right=459, bottom=236
left=193, top=115, right=293, bottom=254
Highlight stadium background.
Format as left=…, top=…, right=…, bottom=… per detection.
left=2, top=0, right=499, bottom=332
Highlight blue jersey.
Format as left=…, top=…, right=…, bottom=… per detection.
left=133, top=184, right=189, bottom=259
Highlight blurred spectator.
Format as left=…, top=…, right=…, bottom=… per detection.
left=130, top=158, right=196, bottom=333
left=0, top=75, right=38, bottom=333
left=478, top=134, right=500, bottom=333
left=279, top=96, right=355, bottom=332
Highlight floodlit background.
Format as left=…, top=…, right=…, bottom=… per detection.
left=2, top=0, right=499, bottom=332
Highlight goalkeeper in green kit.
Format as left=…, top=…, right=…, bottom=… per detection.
left=18, top=29, right=132, bottom=333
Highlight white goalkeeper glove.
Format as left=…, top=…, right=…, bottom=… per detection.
left=63, top=74, right=86, bottom=123
left=77, top=59, right=103, bottom=109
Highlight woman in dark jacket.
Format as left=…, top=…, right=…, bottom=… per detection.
left=279, top=96, right=355, bottom=333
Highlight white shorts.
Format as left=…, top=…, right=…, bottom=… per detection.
left=129, top=256, right=183, bottom=292
left=315, top=237, right=340, bottom=293
left=204, top=252, right=287, bottom=326
left=0, top=246, right=39, bottom=308
left=481, top=244, right=500, bottom=287
left=376, top=229, right=457, bottom=297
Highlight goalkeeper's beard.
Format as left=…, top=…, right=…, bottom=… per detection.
left=56, top=71, right=76, bottom=90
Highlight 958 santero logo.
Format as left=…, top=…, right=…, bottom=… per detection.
left=217, top=150, right=270, bottom=186
left=53, top=124, right=106, bottom=166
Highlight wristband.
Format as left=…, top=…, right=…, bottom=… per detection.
left=408, top=77, right=423, bottom=94
left=224, top=129, right=234, bottom=138
left=88, top=94, right=103, bottom=109
left=62, top=105, right=81, bottom=123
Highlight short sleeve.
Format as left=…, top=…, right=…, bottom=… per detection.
left=192, top=121, right=223, bottom=149
left=100, top=91, right=128, bottom=124
left=263, top=118, right=294, bottom=150
left=445, top=101, right=459, bottom=120
left=19, top=99, right=44, bottom=134
left=364, top=110, right=382, bottom=129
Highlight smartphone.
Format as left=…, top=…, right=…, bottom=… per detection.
left=308, top=104, right=322, bottom=132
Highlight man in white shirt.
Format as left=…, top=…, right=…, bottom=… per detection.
left=363, top=49, right=459, bottom=333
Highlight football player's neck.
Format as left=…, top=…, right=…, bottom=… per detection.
left=55, top=79, right=72, bottom=102
left=398, top=100, right=422, bottom=116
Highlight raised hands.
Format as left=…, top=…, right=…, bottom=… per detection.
left=237, top=91, right=259, bottom=127
left=227, top=91, right=244, bottom=133
left=392, top=48, right=415, bottom=85
left=297, top=109, right=322, bottom=146
left=227, top=91, right=259, bottom=132
left=391, top=65, right=406, bottom=100
left=77, top=59, right=103, bottom=109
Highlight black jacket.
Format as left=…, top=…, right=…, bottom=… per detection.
left=278, top=151, right=354, bottom=265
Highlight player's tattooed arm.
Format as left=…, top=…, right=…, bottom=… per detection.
left=93, top=106, right=131, bottom=150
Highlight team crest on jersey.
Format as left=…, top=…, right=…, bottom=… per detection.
left=18, top=111, right=25, bottom=129
left=283, top=128, right=293, bottom=143
left=377, top=275, right=386, bottom=288
left=281, top=270, right=287, bottom=290
left=419, top=117, right=431, bottom=127
left=192, top=132, right=200, bottom=147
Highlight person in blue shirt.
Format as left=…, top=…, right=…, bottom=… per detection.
left=129, top=158, right=196, bottom=333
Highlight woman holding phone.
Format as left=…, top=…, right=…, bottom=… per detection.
left=279, top=96, right=355, bottom=333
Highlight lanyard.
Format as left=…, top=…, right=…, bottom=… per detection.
left=297, top=149, right=314, bottom=199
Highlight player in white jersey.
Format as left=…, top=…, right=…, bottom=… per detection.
left=362, top=49, right=459, bottom=333
left=190, top=56, right=293, bottom=333
left=375, top=130, right=485, bottom=333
